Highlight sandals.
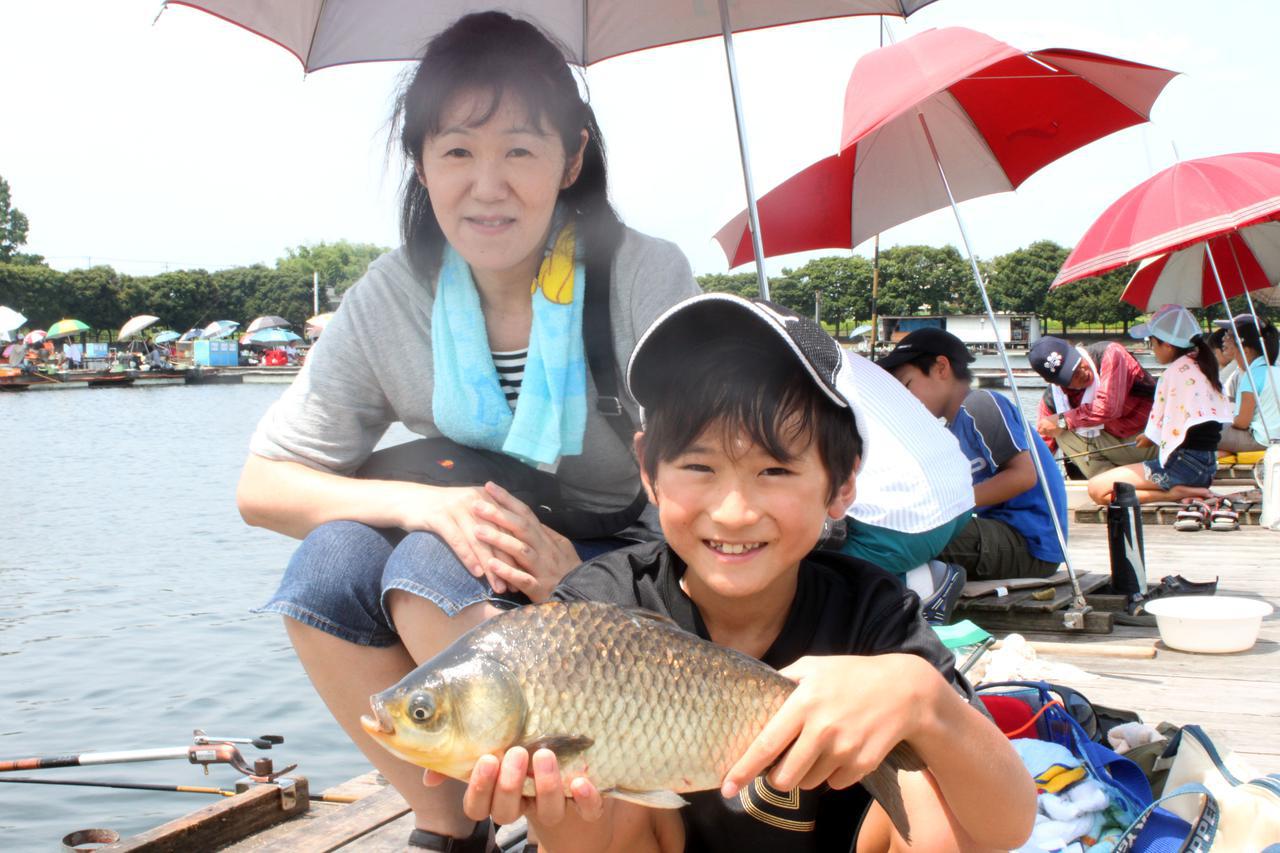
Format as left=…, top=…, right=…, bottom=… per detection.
left=1174, top=498, right=1211, bottom=531
left=1209, top=498, right=1240, bottom=531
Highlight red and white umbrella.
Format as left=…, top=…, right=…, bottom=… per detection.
left=716, top=27, right=1177, bottom=265
left=23, top=330, right=47, bottom=345
left=1120, top=220, right=1280, bottom=311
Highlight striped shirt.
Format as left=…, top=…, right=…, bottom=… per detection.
left=492, top=349, right=527, bottom=409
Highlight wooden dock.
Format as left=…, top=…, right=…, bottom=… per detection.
left=99, top=513, right=1279, bottom=850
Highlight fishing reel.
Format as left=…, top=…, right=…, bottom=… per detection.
left=189, top=730, right=296, bottom=781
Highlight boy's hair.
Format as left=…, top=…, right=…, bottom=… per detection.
left=897, top=351, right=974, bottom=382
left=639, top=335, right=861, bottom=503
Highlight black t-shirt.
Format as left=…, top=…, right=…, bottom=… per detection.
left=552, top=541, right=976, bottom=853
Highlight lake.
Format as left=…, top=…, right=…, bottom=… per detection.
left=0, top=371, right=1059, bottom=850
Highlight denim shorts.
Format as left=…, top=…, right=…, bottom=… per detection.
left=1142, top=447, right=1217, bottom=491
left=256, top=521, right=626, bottom=647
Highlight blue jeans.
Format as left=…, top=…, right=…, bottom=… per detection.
left=1142, top=447, right=1217, bottom=491
left=256, top=521, right=624, bottom=647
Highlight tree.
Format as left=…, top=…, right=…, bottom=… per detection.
left=875, top=245, right=969, bottom=316
left=988, top=241, right=1070, bottom=317
left=0, top=176, right=31, bottom=263
left=275, top=240, right=389, bottom=301
left=0, top=262, right=64, bottom=328
left=695, top=271, right=760, bottom=299
left=783, top=255, right=874, bottom=336
left=62, top=266, right=124, bottom=333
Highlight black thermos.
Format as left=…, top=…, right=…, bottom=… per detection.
left=1106, top=481, right=1148, bottom=597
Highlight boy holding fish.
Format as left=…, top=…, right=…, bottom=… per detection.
left=417, top=295, right=1035, bottom=851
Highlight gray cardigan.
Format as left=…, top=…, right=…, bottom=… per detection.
left=250, top=229, right=700, bottom=513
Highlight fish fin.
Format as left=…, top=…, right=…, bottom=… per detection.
left=604, top=788, right=688, bottom=809
left=884, top=741, right=927, bottom=774
left=860, top=759, right=914, bottom=844
left=624, top=607, right=680, bottom=628
left=520, top=734, right=594, bottom=761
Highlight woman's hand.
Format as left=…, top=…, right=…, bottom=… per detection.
left=397, top=483, right=521, bottom=594
left=1134, top=435, right=1154, bottom=448
left=721, top=654, right=935, bottom=796
left=469, top=482, right=583, bottom=602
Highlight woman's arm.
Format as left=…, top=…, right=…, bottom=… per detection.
left=1234, top=391, right=1256, bottom=430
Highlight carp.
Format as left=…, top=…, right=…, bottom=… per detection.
left=361, top=600, right=923, bottom=838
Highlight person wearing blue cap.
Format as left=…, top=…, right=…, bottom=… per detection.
left=1028, top=334, right=1159, bottom=476
left=1086, top=305, right=1232, bottom=506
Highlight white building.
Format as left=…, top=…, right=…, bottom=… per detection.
left=879, top=314, right=1041, bottom=349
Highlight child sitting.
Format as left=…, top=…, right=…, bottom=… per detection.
left=451, top=294, right=1035, bottom=852
left=1087, top=304, right=1231, bottom=505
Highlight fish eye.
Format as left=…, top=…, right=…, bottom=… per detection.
left=408, top=692, right=435, bottom=723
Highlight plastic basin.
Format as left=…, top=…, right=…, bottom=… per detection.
left=1144, top=596, right=1274, bottom=654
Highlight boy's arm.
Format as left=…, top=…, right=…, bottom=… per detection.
left=722, top=654, right=1035, bottom=851
left=973, top=449, right=1036, bottom=507
left=965, top=392, right=1038, bottom=507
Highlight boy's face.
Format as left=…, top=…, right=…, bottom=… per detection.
left=638, top=422, right=855, bottom=603
left=890, top=360, right=951, bottom=418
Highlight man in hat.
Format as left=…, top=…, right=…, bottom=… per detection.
left=1029, top=336, right=1158, bottom=476
left=881, top=328, right=1066, bottom=581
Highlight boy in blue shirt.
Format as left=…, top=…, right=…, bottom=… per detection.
left=880, top=328, right=1066, bottom=580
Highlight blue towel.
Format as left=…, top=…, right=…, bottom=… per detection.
left=431, top=231, right=586, bottom=469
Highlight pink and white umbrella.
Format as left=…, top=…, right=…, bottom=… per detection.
left=1120, top=219, right=1280, bottom=311
left=23, top=330, right=47, bottom=345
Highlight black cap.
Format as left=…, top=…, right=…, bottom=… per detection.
left=627, top=294, right=849, bottom=412
left=1028, top=336, right=1082, bottom=387
left=876, top=327, right=974, bottom=373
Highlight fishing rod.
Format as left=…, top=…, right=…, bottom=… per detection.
left=0, top=776, right=360, bottom=803
left=0, top=731, right=292, bottom=778
left=1059, top=440, right=1139, bottom=462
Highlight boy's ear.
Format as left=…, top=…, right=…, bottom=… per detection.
left=933, top=356, right=953, bottom=380
left=633, top=432, right=658, bottom=503
left=827, top=460, right=857, bottom=519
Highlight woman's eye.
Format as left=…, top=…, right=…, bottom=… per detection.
left=762, top=467, right=793, bottom=477
left=443, top=148, right=469, bottom=158
left=680, top=463, right=713, bottom=473
left=508, top=147, right=532, bottom=158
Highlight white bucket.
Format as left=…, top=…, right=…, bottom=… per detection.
left=1144, top=596, right=1274, bottom=654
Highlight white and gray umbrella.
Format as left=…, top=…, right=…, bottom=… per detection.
left=0, top=306, right=25, bottom=341
left=245, top=315, right=291, bottom=334
left=119, top=314, right=161, bottom=341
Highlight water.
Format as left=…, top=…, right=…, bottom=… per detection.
left=0, top=383, right=397, bottom=851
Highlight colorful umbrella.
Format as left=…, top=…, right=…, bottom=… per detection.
left=1120, top=220, right=1280, bottom=311
left=201, top=320, right=240, bottom=339
left=119, top=314, right=161, bottom=341
left=715, top=27, right=1178, bottom=264
left=153, top=330, right=181, bottom=344
left=45, top=319, right=90, bottom=340
left=162, top=0, right=943, bottom=297
left=245, top=315, right=290, bottom=334
left=23, top=330, right=47, bottom=345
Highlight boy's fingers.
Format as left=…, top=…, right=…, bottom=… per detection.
left=461, top=754, right=500, bottom=822
left=488, top=560, right=537, bottom=595
left=531, top=748, right=566, bottom=825
left=766, top=727, right=821, bottom=792
left=721, top=706, right=803, bottom=797
left=569, top=777, right=604, bottom=822
left=423, top=769, right=451, bottom=787
left=490, top=748, right=530, bottom=826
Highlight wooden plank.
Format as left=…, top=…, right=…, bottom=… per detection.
left=102, top=777, right=309, bottom=852
left=246, top=782, right=410, bottom=852
left=958, top=608, right=1115, bottom=635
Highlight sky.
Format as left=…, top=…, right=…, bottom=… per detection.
left=2, top=0, right=1278, bottom=280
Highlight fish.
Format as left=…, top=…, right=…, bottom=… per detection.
left=360, top=600, right=924, bottom=839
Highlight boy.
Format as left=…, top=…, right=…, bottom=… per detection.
left=453, top=295, right=1034, bottom=852
left=879, top=328, right=1066, bottom=581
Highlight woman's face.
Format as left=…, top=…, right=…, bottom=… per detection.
left=1222, top=333, right=1247, bottom=368
left=418, top=90, right=586, bottom=289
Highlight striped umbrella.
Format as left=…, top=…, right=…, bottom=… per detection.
left=23, top=330, right=48, bottom=345
left=46, top=319, right=90, bottom=340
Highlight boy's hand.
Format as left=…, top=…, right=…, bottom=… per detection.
left=721, top=654, right=936, bottom=796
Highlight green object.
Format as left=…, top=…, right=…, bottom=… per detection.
left=932, top=619, right=991, bottom=649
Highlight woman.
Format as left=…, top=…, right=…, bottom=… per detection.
left=1087, top=304, right=1231, bottom=505
left=1217, top=314, right=1280, bottom=453
left=236, top=13, right=698, bottom=850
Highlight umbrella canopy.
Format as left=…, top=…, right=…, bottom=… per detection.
left=161, top=0, right=939, bottom=71
left=716, top=27, right=1177, bottom=265
left=201, top=320, right=240, bottom=339
left=245, top=315, right=291, bottom=334
left=1120, top=220, right=1280, bottom=311
left=23, top=330, right=47, bottom=345
left=1053, top=151, right=1280, bottom=287
left=305, top=311, right=335, bottom=337
left=0, top=305, right=25, bottom=334
left=2, top=343, right=18, bottom=358
left=119, top=314, right=161, bottom=341
left=244, top=328, right=302, bottom=345
left=153, top=330, right=182, bottom=344
left=45, top=319, right=90, bottom=340
left=177, top=327, right=204, bottom=342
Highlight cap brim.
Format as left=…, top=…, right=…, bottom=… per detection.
left=875, top=347, right=918, bottom=372
left=627, top=294, right=848, bottom=411
left=1129, top=323, right=1152, bottom=340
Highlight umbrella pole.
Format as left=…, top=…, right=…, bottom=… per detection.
left=717, top=0, right=769, bottom=300
left=1205, top=248, right=1278, bottom=442
left=914, top=112, right=1089, bottom=625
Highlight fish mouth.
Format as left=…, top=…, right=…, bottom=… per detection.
left=360, top=697, right=396, bottom=736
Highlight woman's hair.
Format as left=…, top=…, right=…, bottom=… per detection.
left=1170, top=335, right=1222, bottom=394
left=391, top=11, right=623, bottom=280
left=1231, top=318, right=1280, bottom=365
left=639, top=337, right=861, bottom=504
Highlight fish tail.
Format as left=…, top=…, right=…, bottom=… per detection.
left=860, top=744, right=924, bottom=843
